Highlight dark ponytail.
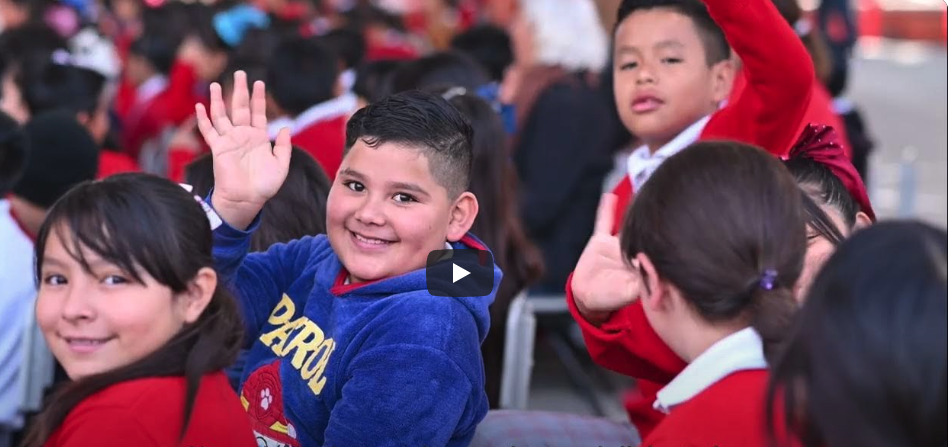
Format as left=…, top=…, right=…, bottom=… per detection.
left=620, top=141, right=806, bottom=360
left=23, top=173, right=244, bottom=446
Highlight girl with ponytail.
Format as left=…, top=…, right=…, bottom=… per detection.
left=606, top=141, right=806, bottom=446
left=22, top=173, right=255, bottom=447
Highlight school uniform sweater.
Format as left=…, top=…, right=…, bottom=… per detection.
left=570, top=0, right=815, bottom=437
left=213, top=216, right=499, bottom=447
left=641, top=328, right=780, bottom=447
left=44, top=373, right=256, bottom=447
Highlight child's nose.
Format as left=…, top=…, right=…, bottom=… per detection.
left=635, top=63, right=657, bottom=84
left=354, top=197, right=386, bottom=226
left=60, top=285, right=96, bottom=322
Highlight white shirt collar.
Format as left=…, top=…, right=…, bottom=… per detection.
left=654, top=327, right=767, bottom=414
left=627, top=115, right=711, bottom=192
left=136, top=74, right=168, bottom=106
left=268, top=93, right=358, bottom=140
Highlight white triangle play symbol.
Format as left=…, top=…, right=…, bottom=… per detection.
left=452, top=263, right=471, bottom=283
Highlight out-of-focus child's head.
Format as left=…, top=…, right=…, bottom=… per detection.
left=768, top=221, right=947, bottom=447
left=185, top=147, right=332, bottom=252
left=389, top=51, right=490, bottom=94
left=127, top=33, right=178, bottom=85
left=18, top=55, right=110, bottom=144
left=12, top=110, right=100, bottom=209
left=353, top=59, right=403, bottom=106
left=450, top=24, right=513, bottom=83
left=327, top=90, right=477, bottom=283
left=612, top=0, right=735, bottom=150
left=266, top=36, right=340, bottom=117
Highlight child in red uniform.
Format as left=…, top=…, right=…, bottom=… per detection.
left=613, top=141, right=805, bottom=447
left=265, top=37, right=352, bottom=179
left=608, top=0, right=814, bottom=232
left=569, top=0, right=813, bottom=435
left=21, top=174, right=255, bottom=447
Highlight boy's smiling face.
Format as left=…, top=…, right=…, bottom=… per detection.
left=327, top=140, right=476, bottom=284
left=613, top=8, right=733, bottom=150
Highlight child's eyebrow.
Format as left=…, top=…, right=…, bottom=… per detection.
left=387, top=181, right=431, bottom=198
left=654, top=39, right=684, bottom=50
left=338, top=168, right=366, bottom=180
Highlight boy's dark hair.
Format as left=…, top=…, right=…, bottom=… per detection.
left=217, top=60, right=267, bottom=91
left=345, top=90, right=473, bottom=199
left=784, top=156, right=858, bottom=246
left=0, top=111, right=29, bottom=196
left=24, top=173, right=244, bottom=446
left=266, top=37, right=339, bottom=117
left=18, top=60, right=107, bottom=117
left=321, top=28, right=367, bottom=70
left=450, top=25, right=513, bottom=82
left=767, top=221, right=947, bottom=447
left=0, top=23, right=68, bottom=77
left=389, top=51, right=491, bottom=94
left=185, top=148, right=332, bottom=252
left=129, top=33, right=179, bottom=76
left=616, top=0, right=731, bottom=65
left=621, top=141, right=805, bottom=361
left=353, top=59, right=404, bottom=104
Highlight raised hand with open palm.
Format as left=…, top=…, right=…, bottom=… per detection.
left=570, top=193, right=642, bottom=325
left=196, top=71, right=292, bottom=230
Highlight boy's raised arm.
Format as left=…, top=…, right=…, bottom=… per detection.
left=195, top=70, right=292, bottom=231
left=703, top=0, right=815, bottom=156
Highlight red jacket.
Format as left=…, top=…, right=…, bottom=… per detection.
left=642, top=370, right=793, bottom=447
left=293, top=115, right=347, bottom=180
left=117, top=61, right=206, bottom=159
left=573, top=0, right=815, bottom=438
left=44, top=372, right=255, bottom=447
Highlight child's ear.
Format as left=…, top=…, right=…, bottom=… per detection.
left=853, top=211, right=873, bottom=231
left=177, top=267, right=217, bottom=324
left=446, top=192, right=478, bottom=242
left=636, top=253, right=667, bottom=313
left=709, top=58, right=736, bottom=105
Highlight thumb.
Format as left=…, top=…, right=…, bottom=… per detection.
left=594, top=193, right=618, bottom=236
left=273, top=127, right=292, bottom=168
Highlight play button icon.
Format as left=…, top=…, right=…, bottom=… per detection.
left=453, top=263, right=470, bottom=283
left=426, top=249, right=495, bottom=298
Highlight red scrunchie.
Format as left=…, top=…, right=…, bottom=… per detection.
left=788, top=124, right=876, bottom=221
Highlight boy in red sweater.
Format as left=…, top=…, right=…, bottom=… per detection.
left=265, top=37, right=354, bottom=179
left=567, top=0, right=814, bottom=437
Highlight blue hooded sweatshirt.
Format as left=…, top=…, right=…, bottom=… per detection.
left=212, top=216, right=499, bottom=447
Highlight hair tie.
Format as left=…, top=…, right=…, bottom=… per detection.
left=759, top=269, right=779, bottom=291
left=180, top=183, right=223, bottom=230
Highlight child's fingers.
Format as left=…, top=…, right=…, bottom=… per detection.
left=194, top=104, right=220, bottom=148
left=209, top=83, right=233, bottom=133
left=273, top=127, right=292, bottom=167
left=594, top=193, right=618, bottom=236
left=251, top=81, right=268, bottom=129
left=230, top=71, right=251, bottom=127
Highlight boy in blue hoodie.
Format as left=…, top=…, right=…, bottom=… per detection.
left=195, top=71, right=499, bottom=447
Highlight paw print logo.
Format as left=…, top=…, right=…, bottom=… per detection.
left=260, top=388, right=274, bottom=410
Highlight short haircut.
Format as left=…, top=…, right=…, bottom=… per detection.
left=19, top=61, right=107, bottom=117
left=344, top=90, right=473, bottom=199
left=616, top=0, right=731, bottom=65
left=0, top=111, right=28, bottom=196
left=129, top=33, right=179, bottom=75
left=389, top=51, right=490, bottom=94
left=266, top=37, right=339, bottom=116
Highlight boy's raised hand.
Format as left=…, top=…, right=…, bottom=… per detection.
left=196, top=71, right=291, bottom=230
left=571, top=193, right=641, bottom=325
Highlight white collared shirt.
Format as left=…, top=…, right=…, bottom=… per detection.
left=267, top=93, right=359, bottom=140
left=653, top=327, right=767, bottom=414
left=627, top=115, right=711, bottom=192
